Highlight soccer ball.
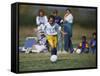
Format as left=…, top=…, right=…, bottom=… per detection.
left=76, top=49, right=81, bottom=54
left=50, top=55, right=57, bottom=62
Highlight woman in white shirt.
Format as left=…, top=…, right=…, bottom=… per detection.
left=36, top=9, right=48, bottom=41
left=36, top=9, right=48, bottom=33
left=63, top=9, right=74, bottom=53
left=36, top=9, right=48, bottom=26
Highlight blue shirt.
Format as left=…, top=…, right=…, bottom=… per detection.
left=90, top=39, right=96, bottom=47
left=54, top=16, right=62, bottom=25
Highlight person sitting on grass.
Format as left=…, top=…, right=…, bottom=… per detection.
left=78, top=35, right=89, bottom=53
left=90, top=32, right=96, bottom=54
left=32, top=34, right=48, bottom=53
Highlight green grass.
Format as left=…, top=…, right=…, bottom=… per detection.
left=19, top=53, right=96, bottom=72
left=19, top=25, right=96, bottom=72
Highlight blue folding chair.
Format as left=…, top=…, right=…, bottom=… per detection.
left=24, top=37, right=37, bottom=49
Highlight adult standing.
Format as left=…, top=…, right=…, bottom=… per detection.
left=52, top=10, right=63, bottom=52
left=36, top=9, right=48, bottom=40
left=36, top=9, right=48, bottom=26
left=63, top=9, right=74, bottom=53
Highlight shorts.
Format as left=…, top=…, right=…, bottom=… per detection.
left=46, top=35, right=58, bottom=48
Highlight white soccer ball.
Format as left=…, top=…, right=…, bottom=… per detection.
left=50, top=55, right=57, bottom=62
left=76, top=49, right=81, bottom=54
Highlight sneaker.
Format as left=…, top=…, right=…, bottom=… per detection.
left=58, top=50, right=62, bottom=54
left=62, top=51, right=68, bottom=54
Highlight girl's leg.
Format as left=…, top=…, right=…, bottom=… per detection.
left=47, top=35, right=57, bottom=55
left=53, top=35, right=58, bottom=55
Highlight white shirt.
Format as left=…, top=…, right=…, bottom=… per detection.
left=64, top=14, right=73, bottom=23
left=45, top=23, right=61, bottom=35
left=36, top=16, right=48, bottom=25
left=37, top=24, right=46, bottom=33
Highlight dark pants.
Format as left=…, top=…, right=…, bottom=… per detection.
left=64, top=35, right=74, bottom=53
left=90, top=47, right=96, bottom=54
left=81, top=48, right=89, bottom=53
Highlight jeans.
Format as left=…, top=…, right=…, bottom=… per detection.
left=81, top=48, right=89, bottom=53
left=57, top=32, right=62, bottom=51
left=64, top=35, right=74, bottom=53
left=90, top=47, right=96, bottom=54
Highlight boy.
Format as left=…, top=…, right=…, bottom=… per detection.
left=78, top=36, right=89, bottom=53
left=90, top=32, right=96, bottom=54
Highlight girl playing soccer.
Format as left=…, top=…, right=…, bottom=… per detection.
left=45, top=15, right=65, bottom=55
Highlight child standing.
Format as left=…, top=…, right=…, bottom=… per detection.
left=90, top=32, right=96, bottom=54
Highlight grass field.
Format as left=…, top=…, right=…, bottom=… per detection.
left=19, top=52, right=96, bottom=72
left=19, top=25, right=96, bottom=72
